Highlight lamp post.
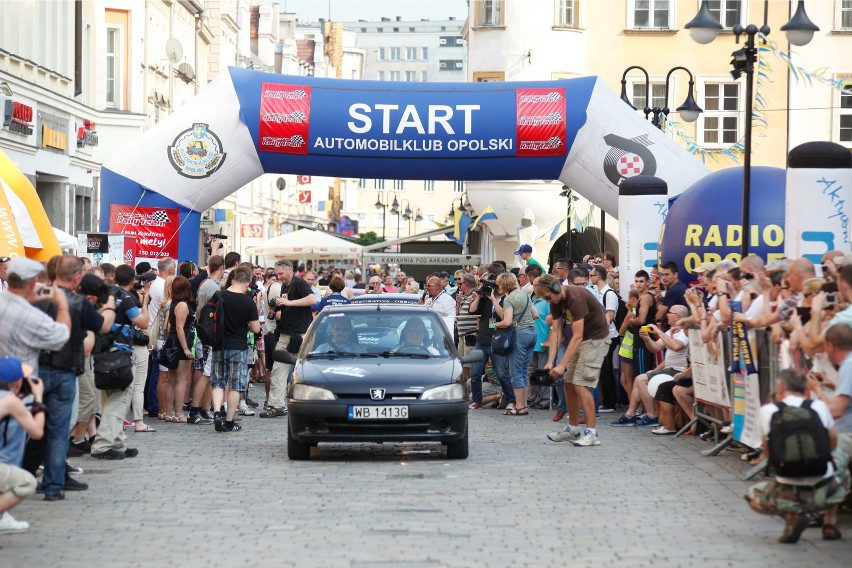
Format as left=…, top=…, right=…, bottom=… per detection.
left=405, top=206, right=423, bottom=234
left=393, top=199, right=411, bottom=239
left=620, top=65, right=703, bottom=130
left=447, top=196, right=466, bottom=221
left=685, top=0, right=819, bottom=258
left=374, top=190, right=397, bottom=241
left=560, top=185, right=579, bottom=260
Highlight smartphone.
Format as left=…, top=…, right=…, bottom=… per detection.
left=37, top=286, right=54, bottom=298
left=826, top=293, right=838, bottom=305
left=640, top=325, right=652, bottom=333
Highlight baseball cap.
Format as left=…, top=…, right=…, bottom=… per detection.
left=693, top=261, right=715, bottom=274
left=135, top=261, right=152, bottom=275
left=7, top=257, right=45, bottom=280
left=0, top=356, right=33, bottom=383
left=514, top=244, right=533, bottom=255
left=79, top=273, right=108, bottom=297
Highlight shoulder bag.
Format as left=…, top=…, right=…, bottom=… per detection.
left=491, top=294, right=530, bottom=357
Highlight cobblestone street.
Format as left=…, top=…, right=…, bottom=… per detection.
left=1, top=385, right=849, bottom=567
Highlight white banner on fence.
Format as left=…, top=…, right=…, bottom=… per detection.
left=689, top=329, right=731, bottom=408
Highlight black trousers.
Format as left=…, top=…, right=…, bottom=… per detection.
left=598, top=337, right=620, bottom=408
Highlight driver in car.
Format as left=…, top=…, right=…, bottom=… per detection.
left=314, top=317, right=366, bottom=354
left=393, top=318, right=439, bottom=355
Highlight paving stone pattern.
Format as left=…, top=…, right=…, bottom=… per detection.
left=1, top=386, right=849, bottom=567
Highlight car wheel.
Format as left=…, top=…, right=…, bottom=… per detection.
left=287, top=419, right=311, bottom=460
left=445, top=425, right=469, bottom=460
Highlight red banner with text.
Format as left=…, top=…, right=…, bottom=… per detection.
left=515, top=88, right=567, bottom=157
left=258, top=83, right=312, bottom=155
left=108, top=205, right=179, bottom=261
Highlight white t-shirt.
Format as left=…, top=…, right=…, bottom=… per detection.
left=425, top=291, right=456, bottom=335
left=662, top=328, right=689, bottom=371
left=598, top=284, right=619, bottom=339
left=758, top=394, right=835, bottom=485
left=148, top=276, right=166, bottom=326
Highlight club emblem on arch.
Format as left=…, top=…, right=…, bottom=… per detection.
left=602, top=133, right=657, bottom=187
left=167, top=122, right=227, bottom=179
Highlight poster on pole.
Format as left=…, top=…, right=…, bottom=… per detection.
left=729, top=304, right=762, bottom=449
left=688, top=329, right=731, bottom=408
left=108, top=205, right=179, bottom=262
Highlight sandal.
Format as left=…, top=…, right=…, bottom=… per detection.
left=173, top=414, right=187, bottom=423
left=504, top=406, right=529, bottom=416
left=164, top=415, right=176, bottom=422
left=822, top=524, right=841, bottom=541
left=779, top=515, right=809, bottom=544
left=135, top=424, right=156, bottom=433
left=158, top=413, right=167, bottom=421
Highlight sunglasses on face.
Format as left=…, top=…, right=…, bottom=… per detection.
left=0, top=256, right=10, bottom=263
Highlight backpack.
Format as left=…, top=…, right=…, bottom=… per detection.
left=197, top=291, right=225, bottom=349
left=768, top=400, right=833, bottom=478
left=604, top=289, right=628, bottom=332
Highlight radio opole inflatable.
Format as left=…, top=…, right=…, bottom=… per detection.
left=657, top=167, right=786, bottom=280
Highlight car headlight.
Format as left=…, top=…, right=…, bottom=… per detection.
left=292, top=384, right=336, bottom=401
left=420, top=383, right=464, bottom=401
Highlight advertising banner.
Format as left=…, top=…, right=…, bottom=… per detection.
left=240, top=215, right=264, bottom=248
left=108, top=205, right=179, bottom=262
left=617, top=177, right=667, bottom=298
left=688, top=329, right=731, bottom=409
left=785, top=144, right=852, bottom=264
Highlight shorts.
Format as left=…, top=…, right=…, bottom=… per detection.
left=211, top=349, right=250, bottom=392
left=644, top=367, right=680, bottom=402
left=747, top=450, right=850, bottom=515
left=264, top=332, right=278, bottom=372
left=156, top=338, right=168, bottom=372
left=653, top=374, right=692, bottom=404
left=192, top=344, right=213, bottom=376
left=564, top=338, right=611, bottom=388
left=0, top=463, right=37, bottom=499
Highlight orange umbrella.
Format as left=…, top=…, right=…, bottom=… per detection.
left=0, top=149, right=60, bottom=260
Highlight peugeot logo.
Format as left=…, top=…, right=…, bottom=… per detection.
left=370, top=388, right=386, bottom=401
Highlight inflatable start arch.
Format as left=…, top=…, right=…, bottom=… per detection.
left=101, top=67, right=709, bottom=261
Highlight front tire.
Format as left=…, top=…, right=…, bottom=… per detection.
left=445, top=425, right=469, bottom=459
left=287, top=419, right=311, bottom=460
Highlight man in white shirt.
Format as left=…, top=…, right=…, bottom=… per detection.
left=746, top=368, right=848, bottom=544
left=423, top=276, right=456, bottom=335
left=592, top=265, right=620, bottom=412
left=147, top=257, right=175, bottom=330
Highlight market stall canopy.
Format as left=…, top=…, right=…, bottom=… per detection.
left=0, top=149, right=60, bottom=260
left=248, top=228, right=362, bottom=259
left=52, top=227, right=78, bottom=250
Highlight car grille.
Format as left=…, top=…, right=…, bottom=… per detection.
left=338, top=393, right=421, bottom=400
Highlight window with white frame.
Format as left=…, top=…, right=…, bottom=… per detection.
left=378, top=70, right=385, bottom=81
left=390, top=71, right=400, bottom=81
left=629, top=0, right=672, bottom=29
left=478, top=0, right=504, bottom=26
left=426, top=212, right=436, bottom=223
left=424, top=180, right=435, bottom=193
left=373, top=212, right=384, bottom=227
left=421, top=47, right=428, bottom=59
left=841, top=0, right=852, bottom=30
left=631, top=82, right=667, bottom=111
left=699, top=82, right=741, bottom=146
left=453, top=181, right=465, bottom=194
left=375, top=179, right=385, bottom=190
left=390, top=47, right=401, bottom=60
left=839, top=81, right=852, bottom=144
left=421, top=71, right=428, bottom=82
left=707, top=0, right=743, bottom=29
left=405, top=47, right=417, bottom=60
left=393, top=180, right=405, bottom=191
left=556, top=0, right=579, bottom=27
left=355, top=212, right=367, bottom=223
left=405, top=71, right=416, bottom=82
left=358, top=178, right=367, bottom=189
left=106, top=27, right=121, bottom=107
left=378, top=47, right=386, bottom=60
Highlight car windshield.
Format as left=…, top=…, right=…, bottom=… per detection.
left=304, top=311, right=453, bottom=358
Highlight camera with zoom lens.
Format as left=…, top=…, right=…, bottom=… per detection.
left=478, top=279, right=497, bottom=297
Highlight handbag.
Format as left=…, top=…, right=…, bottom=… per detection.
left=530, top=369, right=556, bottom=387
left=131, top=325, right=149, bottom=346
left=93, top=349, right=134, bottom=390
left=157, top=336, right=182, bottom=370
left=490, top=295, right=531, bottom=357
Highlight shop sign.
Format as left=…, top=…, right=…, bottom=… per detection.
left=2, top=100, right=34, bottom=136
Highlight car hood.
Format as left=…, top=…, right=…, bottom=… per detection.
left=296, top=358, right=460, bottom=396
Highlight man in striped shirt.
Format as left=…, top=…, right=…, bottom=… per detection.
left=455, top=273, right=480, bottom=385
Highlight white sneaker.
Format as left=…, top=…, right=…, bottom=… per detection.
left=572, top=430, right=601, bottom=446
left=652, top=426, right=676, bottom=435
left=547, top=427, right=582, bottom=443
left=0, top=512, right=29, bottom=534
left=238, top=405, right=256, bottom=416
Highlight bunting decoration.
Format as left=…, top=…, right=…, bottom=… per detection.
left=548, top=205, right=597, bottom=241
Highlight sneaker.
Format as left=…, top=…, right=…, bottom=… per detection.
left=0, top=512, right=29, bottom=534
left=634, top=414, right=659, bottom=428
left=651, top=426, right=676, bottom=435
left=200, top=409, right=215, bottom=421
left=611, top=414, right=637, bottom=427
left=469, top=402, right=482, bottom=409
left=122, top=420, right=132, bottom=428
left=572, top=430, right=601, bottom=446
left=245, top=397, right=260, bottom=408
left=63, top=475, right=88, bottom=491
left=183, top=402, right=192, bottom=412
left=213, top=412, right=225, bottom=432
left=124, top=448, right=139, bottom=458
left=66, top=461, right=84, bottom=475
left=598, top=405, right=616, bottom=414
left=224, top=422, right=243, bottom=432
left=547, top=427, right=582, bottom=443
left=187, top=414, right=214, bottom=425
left=43, top=491, right=65, bottom=501
left=91, top=449, right=126, bottom=460
left=238, top=405, right=256, bottom=416
left=67, top=439, right=87, bottom=457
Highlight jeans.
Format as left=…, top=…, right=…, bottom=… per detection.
left=469, top=339, right=511, bottom=405
left=146, top=351, right=160, bottom=414
left=508, top=327, right=536, bottom=388
left=23, top=364, right=76, bottom=495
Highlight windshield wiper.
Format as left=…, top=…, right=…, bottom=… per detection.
left=308, top=351, right=378, bottom=359
left=379, top=351, right=430, bottom=359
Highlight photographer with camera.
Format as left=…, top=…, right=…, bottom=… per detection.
left=0, top=357, right=47, bottom=534
left=467, top=267, right=510, bottom=410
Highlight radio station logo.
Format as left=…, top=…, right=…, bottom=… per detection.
left=602, top=133, right=657, bottom=186
left=167, top=123, right=226, bottom=179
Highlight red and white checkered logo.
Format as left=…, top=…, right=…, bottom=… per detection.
left=618, top=154, right=644, bottom=177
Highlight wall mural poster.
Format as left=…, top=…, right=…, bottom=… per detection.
left=108, top=205, right=179, bottom=262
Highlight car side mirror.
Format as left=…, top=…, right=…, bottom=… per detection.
left=273, top=350, right=295, bottom=364
left=460, top=349, right=485, bottom=364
